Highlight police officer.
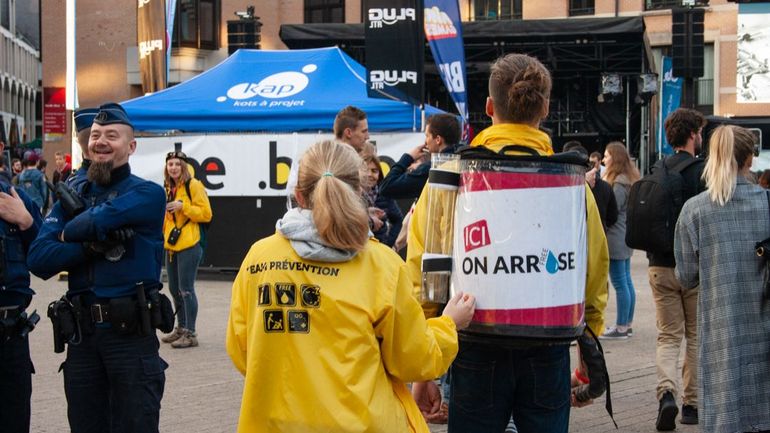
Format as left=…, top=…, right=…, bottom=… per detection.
left=68, top=107, right=98, bottom=190
left=0, top=138, right=43, bottom=433
left=28, top=102, right=169, bottom=433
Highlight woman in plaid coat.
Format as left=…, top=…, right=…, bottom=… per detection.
left=675, top=124, right=770, bottom=433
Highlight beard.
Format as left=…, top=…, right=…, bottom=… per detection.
left=87, top=161, right=114, bottom=185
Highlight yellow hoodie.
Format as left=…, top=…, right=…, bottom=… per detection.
left=226, top=234, right=458, bottom=433
left=406, top=123, right=608, bottom=336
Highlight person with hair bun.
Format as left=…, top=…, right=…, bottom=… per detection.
left=408, top=54, right=609, bottom=433
left=675, top=125, right=770, bottom=433
left=226, top=140, right=475, bottom=433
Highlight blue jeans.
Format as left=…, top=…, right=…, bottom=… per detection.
left=63, top=327, right=167, bottom=433
left=0, top=333, right=32, bottom=433
left=166, top=244, right=202, bottom=332
left=609, top=258, right=636, bottom=326
left=448, top=341, right=570, bottom=433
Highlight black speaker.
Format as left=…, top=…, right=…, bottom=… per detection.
left=227, top=19, right=263, bottom=55
left=671, top=8, right=705, bottom=78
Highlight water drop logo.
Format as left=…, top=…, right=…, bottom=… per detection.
left=545, top=250, right=559, bottom=274
left=217, top=64, right=317, bottom=102
left=541, top=248, right=577, bottom=275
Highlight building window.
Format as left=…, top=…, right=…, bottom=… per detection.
left=474, top=0, right=522, bottom=21
left=0, top=0, right=10, bottom=30
left=645, top=0, right=681, bottom=10
left=695, top=43, right=714, bottom=114
left=173, top=0, right=220, bottom=50
left=569, top=0, right=594, bottom=16
left=651, top=45, right=714, bottom=115
left=304, top=0, right=345, bottom=23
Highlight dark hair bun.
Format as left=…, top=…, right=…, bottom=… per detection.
left=507, top=79, right=544, bottom=113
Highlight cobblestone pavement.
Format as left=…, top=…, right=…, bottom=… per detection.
left=28, top=251, right=700, bottom=432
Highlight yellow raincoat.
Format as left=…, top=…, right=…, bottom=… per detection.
left=226, top=234, right=458, bottom=433
left=406, top=123, right=608, bottom=335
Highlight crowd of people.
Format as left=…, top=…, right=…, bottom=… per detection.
left=0, top=52, right=768, bottom=433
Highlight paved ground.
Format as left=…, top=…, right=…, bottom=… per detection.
left=27, top=251, right=701, bottom=432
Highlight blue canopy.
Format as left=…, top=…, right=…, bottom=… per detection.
left=122, top=47, right=443, bottom=133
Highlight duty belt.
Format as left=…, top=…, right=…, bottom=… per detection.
left=89, top=302, right=112, bottom=324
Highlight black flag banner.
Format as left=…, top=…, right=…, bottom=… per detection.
left=137, top=0, right=167, bottom=93
left=364, top=0, right=424, bottom=105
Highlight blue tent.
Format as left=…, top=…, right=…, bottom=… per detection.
left=122, top=47, right=442, bottom=133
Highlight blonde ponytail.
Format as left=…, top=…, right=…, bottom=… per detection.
left=703, top=125, right=736, bottom=206
left=296, top=140, right=369, bottom=252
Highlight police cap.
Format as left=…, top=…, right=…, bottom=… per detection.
left=93, top=102, right=133, bottom=129
left=74, top=108, right=98, bottom=132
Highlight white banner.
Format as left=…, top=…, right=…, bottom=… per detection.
left=131, top=133, right=424, bottom=196
left=737, top=4, right=770, bottom=103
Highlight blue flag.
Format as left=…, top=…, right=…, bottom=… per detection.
left=166, top=0, right=177, bottom=83
left=424, top=0, right=468, bottom=121
left=658, top=56, right=682, bottom=155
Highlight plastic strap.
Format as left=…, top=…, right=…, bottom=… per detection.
left=421, top=254, right=452, bottom=273
left=427, top=169, right=460, bottom=189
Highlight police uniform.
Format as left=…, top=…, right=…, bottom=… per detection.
left=67, top=108, right=98, bottom=192
left=28, top=103, right=168, bottom=433
left=0, top=170, right=43, bottom=433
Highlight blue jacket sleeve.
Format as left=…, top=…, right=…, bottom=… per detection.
left=379, top=154, right=430, bottom=200
left=27, top=203, right=89, bottom=280
left=15, top=188, right=42, bottom=250
left=62, top=182, right=166, bottom=242
left=383, top=198, right=403, bottom=247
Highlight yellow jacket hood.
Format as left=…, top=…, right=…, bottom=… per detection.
left=470, top=123, right=555, bottom=156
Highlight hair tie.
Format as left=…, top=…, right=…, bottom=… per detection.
left=322, top=171, right=334, bottom=178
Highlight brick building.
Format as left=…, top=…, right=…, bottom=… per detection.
left=41, top=1, right=770, bottom=163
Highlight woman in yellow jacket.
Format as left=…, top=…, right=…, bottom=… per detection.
left=226, top=140, right=476, bottom=433
left=161, top=151, right=212, bottom=348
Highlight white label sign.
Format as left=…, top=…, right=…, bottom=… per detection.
left=130, top=133, right=423, bottom=196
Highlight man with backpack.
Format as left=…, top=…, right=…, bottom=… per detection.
left=17, top=154, right=48, bottom=214
left=408, top=53, right=610, bottom=433
left=625, top=108, right=706, bottom=431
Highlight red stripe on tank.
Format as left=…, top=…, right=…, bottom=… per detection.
left=472, top=303, right=585, bottom=327
left=460, top=172, right=583, bottom=192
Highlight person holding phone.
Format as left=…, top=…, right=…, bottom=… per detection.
left=161, top=151, right=212, bottom=348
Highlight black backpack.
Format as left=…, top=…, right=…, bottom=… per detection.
left=625, top=157, right=701, bottom=254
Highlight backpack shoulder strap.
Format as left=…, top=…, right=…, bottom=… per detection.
left=670, top=156, right=702, bottom=174
left=184, top=179, right=192, bottom=201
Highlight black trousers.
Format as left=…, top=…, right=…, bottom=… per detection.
left=0, top=334, right=33, bottom=433
left=63, top=327, right=167, bottom=433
